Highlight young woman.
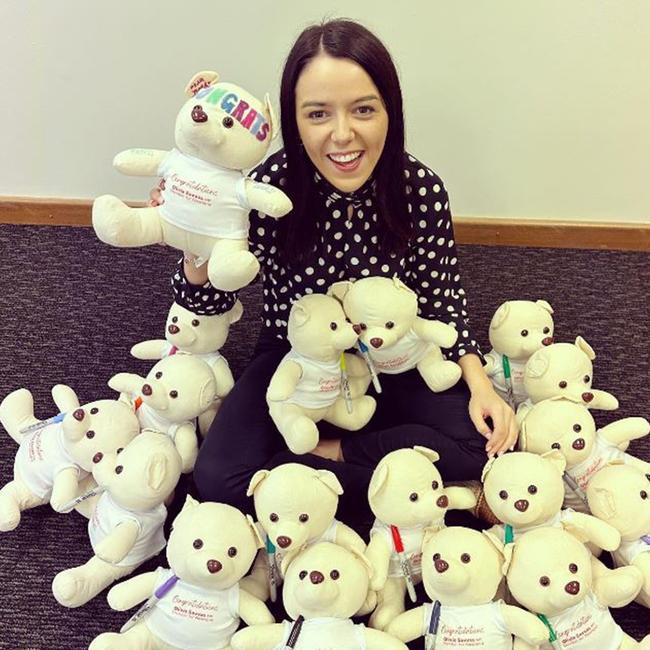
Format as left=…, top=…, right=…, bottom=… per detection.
left=168, top=19, right=517, bottom=524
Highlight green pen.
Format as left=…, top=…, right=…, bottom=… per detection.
left=266, top=536, right=278, bottom=603
left=502, top=355, right=516, bottom=409
left=537, top=613, right=563, bottom=649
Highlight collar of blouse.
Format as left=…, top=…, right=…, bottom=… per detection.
left=313, top=169, right=376, bottom=209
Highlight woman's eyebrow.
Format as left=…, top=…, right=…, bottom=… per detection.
left=300, top=94, right=381, bottom=109
left=353, top=95, right=381, bottom=103
left=300, top=100, right=327, bottom=108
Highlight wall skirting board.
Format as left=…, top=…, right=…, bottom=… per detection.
left=1, top=197, right=648, bottom=251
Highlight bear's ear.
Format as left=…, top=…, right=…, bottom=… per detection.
left=228, top=300, right=244, bottom=324
left=501, top=541, right=515, bottom=576
left=291, top=303, right=311, bottom=328
left=316, top=470, right=344, bottom=496
left=349, top=546, right=374, bottom=579
left=541, top=449, right=567, bottom=475
left=483, top=530, right=505, bottom=559
left=185, top=71, right=219, bottom=97
left=413, top=446, right=440, bottom=464
left=518, top=419, right=529, bottom=451
left=145, top=453, right=171, bottom=492
left=247, top=469, right=270, bottom=497
left=588, top=487, right=617, bottom=520
left=536, top=300, right=554, bottom=315
left=422, top=525, right=440, bottom=549
left=525, top=352, right=550, bottom=379
left=575, top=336, right=595, bottom=360
left=263, top=93, right=279, bottom=141
left=368, top=463, right=390, bottom=502
left=246, top=514, right=265, bottom=549
left=392, top=275, right=415, bottom=295
left=490, top=302, right=511, bottom=330
left=328, top=281, right=353, bottom=304
left=480, top=457, right=497, bottom=483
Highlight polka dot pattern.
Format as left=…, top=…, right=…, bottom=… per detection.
left=172, top=150, right=482, bottom=361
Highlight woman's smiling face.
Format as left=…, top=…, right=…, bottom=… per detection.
left=295, top=53, right=389, bottom=193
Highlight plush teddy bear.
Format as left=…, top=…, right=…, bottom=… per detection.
left=504, top=527, right=649, bottom=649
left=92, top=70, right=292, bottom=292
left=483, top=299, right=554, bottom=408
left=89, top=496, right=273, bottom=650
left=482, top=450, right=621, bottom=552
left=131, top=300, right=243, bottom=435
left=587, top=464, right=650, bottom=609
left=267, top=294, right=376, bottom=455
left=231, top=541, right=409, bottom=650
left=516, top=336, right=619, bottom=422
left=109, top=354, right=217, bottom=472
left=0, top=385, right=140, bottom=531
left=365, top=446, right=477, bottom=631
left=241, top=463, right=366, bottom=602
left=519, top=397, right=650, bottom=512
left=386, top=526, right=549, bottom=649
left=51, top=430, right=182, bottom=608
left=329, top=276, right=462, bottom=393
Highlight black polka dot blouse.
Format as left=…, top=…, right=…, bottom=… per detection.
left=172, top=149, right=482, bottom=362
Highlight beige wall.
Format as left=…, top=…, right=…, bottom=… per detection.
left=1, top=0, right=648, bottom=223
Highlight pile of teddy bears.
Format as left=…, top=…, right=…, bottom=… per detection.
left=1, top=69, right=649, bottom=649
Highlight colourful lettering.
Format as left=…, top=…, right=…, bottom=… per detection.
left=241, top=108, right=258, bottom=130
left=231, top=99, right=250, bottom=122
left=250, top=112, right=266, bottom=135
left=256, top=121, right=270, bottom=141
left=220, top=93, right=238, bottom=113
left=204, top=87, right=227, bottom=105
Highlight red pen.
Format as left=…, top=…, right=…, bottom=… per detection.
left=390, top=525, right=417, bottom=602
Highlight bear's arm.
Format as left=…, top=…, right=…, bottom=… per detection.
left=211, top=356, right=235, bottom=398
left=93, top=519, right=140, bottom=565
left=243, top=179, right=293, bottom=219
left=130, top=340, right=168, bottom=360
left=237, top=587, right=275, bottom=626
left=51, top=384, right=80, bottom=413
left=266, top=360, right=302, bottom=402
left=445, top=485, right=477, bottom=512
left=598, top=417, right=650, bottom=446
left=588, top=389, right=619, bottom=411
left=562, top=511, right=620, bottom=551
left=106, top=571, right=158, bottom=611
left=592, top=560, right=644, bottom=608
left=108, top=372, right=145, bottom=397
left=50, top=467, right=81, bottom=513
left=113, top=149, right=169, bottom=176
left=365, top=533, right=392, bottom=591
left=385, top=606, right=424, bottom=642
left=335, top=522, right=367, bottom=553
left=499, top=602, right=549, bottom=647
left=482, top=350, right=501, bottom=378
left=231, top=622, right=283, bottom=650
left=412, top=317, right=458, bottom=349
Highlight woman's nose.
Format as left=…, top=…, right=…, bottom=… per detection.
left=331, top=116, right=353, bottom=144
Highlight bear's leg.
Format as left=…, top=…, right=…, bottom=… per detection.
left=0, top=479, right=44, bottom=532
left=89, top=623, right=162, bottom=650
left=92, top=196, right=164, bottom=247
left=368, top=577, right=407, bottom=631
left=0, top=388, right=38, bottom=444
left=269, top=403, right=320, bottom=455
left=417, top=350, right=462, bottom=392
left=52, top=556, right=133, bottom=608
left=325, top=395, right=376, bottom=431
left=208, top=238, right=260, bottom=292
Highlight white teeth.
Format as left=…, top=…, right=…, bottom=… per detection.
left=329, top=152, right=361, bottom=163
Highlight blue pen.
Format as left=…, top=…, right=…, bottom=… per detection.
left=357, top=341, right=382, bottom=394
left=121, top=573, right=179, bottom=633
left=266, top=536, right=278, bottom=602
left=20, top=412, right=66, bottom=434
left=424, top=600, right=441, bottom=650
left=58, top=485, right=106, bottom=513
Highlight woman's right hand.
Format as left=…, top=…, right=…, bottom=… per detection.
left=149, top=179, right=165, bottom=207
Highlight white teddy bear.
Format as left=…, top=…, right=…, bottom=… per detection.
left=109, top=354, right=217, bottom=472
left=131, top=300, right=243, bottom=435
left=517, top=336, right=619, bottom=422
left=267, top=294, right=376, bottom=455
left=587, top=464, right=650, bottom=609
left=89, top=496, right=273, bottom=650
left=483, top=299, right=554, bottom=408
left=365, top=446, right=477, bottom=630
left=241, top=463, right=366, bottom=602
left=482, top=450, right=621, bottom=552
left=387, top=526, right=549, bottom=649
left=329, top=276, right=461, bottom=393
left=504, top=527, right=649, bottom=649
left=0, top=385, right=140, bottom=531
left=52, top=430, right=182, bottom=608
left=92, top=70, right=293, bottom=292
left=519, top=397, right=650, bottom=511
left=231, top=542, right=409, bottom=650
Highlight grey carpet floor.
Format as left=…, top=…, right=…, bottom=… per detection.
left=0, top=224, right=648, bottom=648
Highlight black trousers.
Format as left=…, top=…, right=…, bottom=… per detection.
left=194, top=340, right=488, bottom=530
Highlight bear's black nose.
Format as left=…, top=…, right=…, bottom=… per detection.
left=168, top=324, right=180, bottom=335
left=310, top=571, right=324, bottom=584
left=514, top=499, right=529, bottom=512
left=276, top=536, right=292, bottom=549
left=370, top=337, right=383, bottom=349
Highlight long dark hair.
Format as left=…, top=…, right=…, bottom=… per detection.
left=278, top=18, right=411, bottom=261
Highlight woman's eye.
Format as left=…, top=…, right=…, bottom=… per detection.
left=356, top=105, right=375, bottom=115
left=308, top=110, right=326, bottom=120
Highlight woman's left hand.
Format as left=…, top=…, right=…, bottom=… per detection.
left=468, top=383, right=519, bottom=458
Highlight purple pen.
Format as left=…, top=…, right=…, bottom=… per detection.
left=120, top=573, right=179, bottom=633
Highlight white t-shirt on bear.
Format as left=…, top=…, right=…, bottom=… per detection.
left=274, top=617, right=368, bottom=650
left=420, top=600, right=511, bottom=650
left=545, top=592, right=623, bottom=650
left=484, top=350, right=528, bottom=405
left=145, top=567, right=240, bottom=650
left=615, top=537, right=650, bottom=565
left=135, top=401, right=193, bottom=442
left=493, top=509, right=576, bottom=543
left=88, top=492, right=167, bottom=567
left=14, top=423, right=87, bottom=500
left=281, top=351, right=342, bottom=410
left=162, top=342, right=225, bottom=370
left=158, top=148, right=250, bottom=239
left=366, top=328, right=432, bottom=375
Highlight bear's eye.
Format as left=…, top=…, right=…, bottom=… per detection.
left=330, top=569, right=340, bottom=580
left=222, top=116, right=234, bottom=128
left=573, top=424, right=582, bottom=432
left=329, top=322, right=338, bottom=331
left=269, top=513, right=279, bottom=522
left=169, top=390, right=178, bottom=399
left=385, top=321, right=395, bottom=329
left=528, top=485, right=538, bottom=494
left=116, top=447, right=124, bottom=454
left=641, top=491, right=648, bottom=500
left=299, top=570, right=308, bottom=580
left=543, top=327, right=550, bottom=334
left=409, top=492, right=419, bottom=502
left=171, top=316, right=178, bottom=323
left=569, top=563, right=578, bottom=573
left=115, top=465, right=123, bottom=474
left=431, top=480, right=439, bottom=490
left=551, top=442, right=561, bottom=450
left=559, top=380, right=567, bottom=389
left=583, top=375, right=590, bottom=383
left=193, top=539, right=203, bottom=549
left=191, top=319, right=200, bottom=327
left=90, top=407, right=99, bottom=415
left=299, top=513, right=309, bottom=523
left=433, top=553, right=441, bottom=561
left=86, top=430, right=95, bottom=439
left=461, top=553, right=471, bottom=563
left=540, top=576, right=551, bottom=586
left=228, top=546, right=237, bottom=557
left=360, top=323, right=367, bottom=330
left=520, top=329, right=529, bottom=337
left=499, top=490, right=508, bottom=500
left=155, top=371, right=163, bottom=379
